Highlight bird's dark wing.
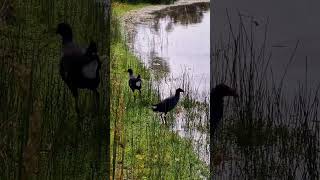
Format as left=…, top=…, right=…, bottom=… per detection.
left=60, top=54, right=94, bottom=79
left=62, top=43, right=85, bottom=57
left=154, top=95, right=175, bottom=111
left=63, top=42, right=99, bottom=65
left=129, top=78, right=134, bottom=87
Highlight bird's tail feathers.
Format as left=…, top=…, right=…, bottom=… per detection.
left=136, top=80, right=141, bottom=87
left=151, top=105, right=158, bottom=111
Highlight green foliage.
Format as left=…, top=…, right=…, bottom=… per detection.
left=112, top=2, right=151, bottom=17
left=0, top=0, right=110, bottom=179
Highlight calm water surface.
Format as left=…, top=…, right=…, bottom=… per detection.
left=211, top=1, right=320, bottom=179
left=132, top=2, right=210, bottom=166
left=212, top=0, right=320, bottom=92
left=133, top=2, right=210, bottom=100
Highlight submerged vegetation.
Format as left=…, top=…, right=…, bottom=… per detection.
left=0, top=0, right=110, bottom=179
left=111, top=3, right=209, bottom=179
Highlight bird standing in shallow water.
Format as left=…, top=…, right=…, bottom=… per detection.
left=56, top=23, right=101, bottom=115
left=211, top=83, right=238, bottom=131
left=210, top=83, right=238, bottom=179
left=152, top=88, right=184, bottom=125
left=127, top=68, right=142, bottom=95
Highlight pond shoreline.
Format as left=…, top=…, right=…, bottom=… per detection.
left=120, top=0, right=210, bottom=47
left=111, top=2, right=210, bottom=178
left=118, top=0, right=211, bottom=166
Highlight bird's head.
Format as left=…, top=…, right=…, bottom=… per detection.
left=213, top=83, right=238, bottom=98
left=176, top=88, right=184, bottom=94
left=56, top=23, right=73, bottom=40
left=127, top=68, right=133, bottom=75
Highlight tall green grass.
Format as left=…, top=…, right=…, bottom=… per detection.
left=0, top=0, right=110, bottom=179
left=111, top=5, right=209, bottom=179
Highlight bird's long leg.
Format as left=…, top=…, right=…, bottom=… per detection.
left=162, top=114, right=165, bottom=125
left=164, top=113, right=167, bottom=126
left=71, top=88, right=80, bottom=149
left=138, top=89, right=142, bottom=104
left=72, top=88, right=80, bottom=119
left=159, top=113, right=163, bottom=124
left=160, top=113, right=167, bottom=125
left=93, top=89, right=100, bottom=114
left=133, top=90, right=136, bottom=103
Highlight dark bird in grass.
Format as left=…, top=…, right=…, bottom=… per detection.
left=209, top=83, right=238, bottom=179
left=152, top=88, right=184, bottom=124
left=127, top=68, right=142, bottom=94
left=56, top=22, right=101, bottom=115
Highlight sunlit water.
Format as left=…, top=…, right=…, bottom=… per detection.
left=131, top=2, right=210, bottom=167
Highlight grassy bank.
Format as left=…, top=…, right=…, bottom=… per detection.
left=111, top=3, right=209, bottom=179
left=0, top=0, right=110, bottom=179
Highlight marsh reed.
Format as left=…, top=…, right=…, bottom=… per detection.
left=211, top=11, right=319, bottom=179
